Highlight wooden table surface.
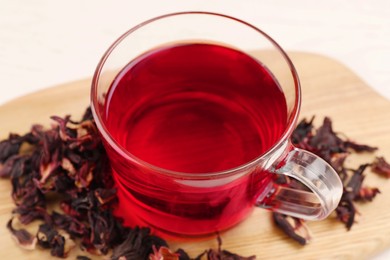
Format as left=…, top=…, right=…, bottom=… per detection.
left=1, top=52, right=390, bottom=259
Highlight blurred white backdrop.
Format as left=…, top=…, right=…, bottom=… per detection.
left=1, top=0, right=389, bottom=104
left=1, top=0, right=390, bottom=258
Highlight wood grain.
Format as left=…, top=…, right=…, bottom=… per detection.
left=0, top=52, right=389, bottom=259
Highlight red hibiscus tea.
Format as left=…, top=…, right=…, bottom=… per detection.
left=93, top=12, right=343, bottom=239
left=105, top=44, right=287, bottom=172
left=102, top=43, right=288, bottom=237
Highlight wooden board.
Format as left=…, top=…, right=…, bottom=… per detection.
left=1, top=52, right=390, bottom=259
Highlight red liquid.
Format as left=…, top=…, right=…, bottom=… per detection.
left=103, top=43, right=288, bottom=237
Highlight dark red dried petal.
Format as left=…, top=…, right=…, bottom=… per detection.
left=0, top=155, right=21, bottom=178
left=219, top=250, right=256, bottom=260
left=344, top=164, right=368, bottom=201
left=371, top=156, right=390, bottom=178
left=12, top=181, right=45, bottom=209
left=13, top=205, right=51, bottom=225
left=76, top=256, right=92, bottom=260
left=175, top=249, right=191, bottom=260
left=81, top=107, right=93, bottom=121
left=330, top=152, right=349, bottom=172
left=291, top=116, right=314, bottom=145
left=94, top=188, right=117, bottom=205
left=2, top=109, right=119, bottom=257
left=309, top=117, right=344, bottom=154
left=0, top=134, right=22, bottom=163
left=51, top=211, right=87, bottom=237
left=50, top=115, right=77, bottom=141
left=2, top=155, right=28, bottom=179
left=344, top=141, right=378, bottom=153
left=272, top=213, right=311, bottom=245
left=149, top=246, right=179, bottom=260
left=110, top=227, right=168, bottom=260
left=40, top=129, right=62, bottom=165
left=356, top=187, right=381, bottom=202
left=336, top=199, right=357, bottom=230
left=37, top=224, right=59, bottom=248
left=7, top=218, right=37, bottom=250
left=75, top=162, right=94, bottom=188
left=36, top=223, right=76, bottom=258
left=197, top=235, right=256, bottom=260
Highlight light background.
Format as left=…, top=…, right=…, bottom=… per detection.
left=1, top=1, right=390, bottom=259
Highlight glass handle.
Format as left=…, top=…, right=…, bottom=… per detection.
left=256, top=146, right=343, bottom=220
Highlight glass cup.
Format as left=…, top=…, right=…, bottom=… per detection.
left=91, top=12, right=343, bottom=238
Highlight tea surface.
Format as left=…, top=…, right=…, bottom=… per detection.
left=104, top=43, right=287, bottom=173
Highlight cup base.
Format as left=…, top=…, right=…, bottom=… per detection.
left=112, top=191, right=255, bottom=241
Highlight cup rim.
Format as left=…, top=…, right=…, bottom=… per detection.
left=91, top=11, right=301, bottom=179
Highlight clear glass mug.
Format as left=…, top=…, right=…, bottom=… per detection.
left=91, top=12, right=343, bottom=238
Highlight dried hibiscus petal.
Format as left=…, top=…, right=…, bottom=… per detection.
left=110, top=227, right=168, bottom=260
left=0, top=134, right=23, bottom=162
left=291, top=116, right=385, bottom=232
left=344, top=165, right=368, bottom=200
left=51, top=211, right=86, bottom=237
left=343, top=141, right=377, bottom=153
left=37, top=223, right=76, bottom=258
left=7, top=218, right=37, bottom=250
left=74, top=162, right=94, bottom=188
left=336, top=199, right=357, bottom=229
left=87, top=210, right=121, bottom=255
left=308, top=117, right=345, bottom=157
left=371, top=156, right=390, bottom=178
left=13, top=205, right=51, bottom=225
left=291, top=116, right=314, bottom=145
left=194, top=236, right=256, bottom=260
left=0, top=155, right=23, bottom=178
left=149, top=245, right=180, bottom=260
left=50, top=115, right=78, bottom=141
left=272, top=213, right=311, bottom=245
left=356, top=187, right=380, bottom=202
left=76, top=256, right=91, bottom=260
left=94, top=188, right=117, bottom=205
left=335, top=165, right=371, bottom=229
left=1, top=109, right=126, bottom=257
left=175, top=249, right=191, bottom=260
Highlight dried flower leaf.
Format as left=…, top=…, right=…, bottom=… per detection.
left=110, top=227, right=168, bottom=260
left=13, top=205, right=51, bottom=225
left=7, top=218, right=37, bottom=250
left=1, top=108, right=258, bottom=258
left=344, top=165, right=368, bottom=200
left=356, top=187, right=381, bottom=202
left=371, top=156, right=390, bottom=178
left=343, top=141, right=378, bottom=153
left=76, top=256, right=91, bottom=260
left=0, top=155, right=21, bottom=178
left=94, top=188, right=117, bottom=205
left=336, top=199, right=357, bottom=229
left=192, top=235, right=256, bottom=260
left=51, top=211, right=86, bottom=237
left=334, top=165, right=370, bottom=229
left=175, top=249, right=191, bottom=260
left=272, top=213, right=311, bottom=245
left=308, top=117, right=344, bottom=159
left=74, top=162, right=94, bottom=188
left=61, top=157, right=76, bottom=176
left=291, top=117, right=385, bottom=231
left=0, top=134, right=22, bottom=162
left=291, top=116, right=314, bottom=146
left=36, top=224, right=76, bottom=258
left=149, top=245, right=179, bottom=260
